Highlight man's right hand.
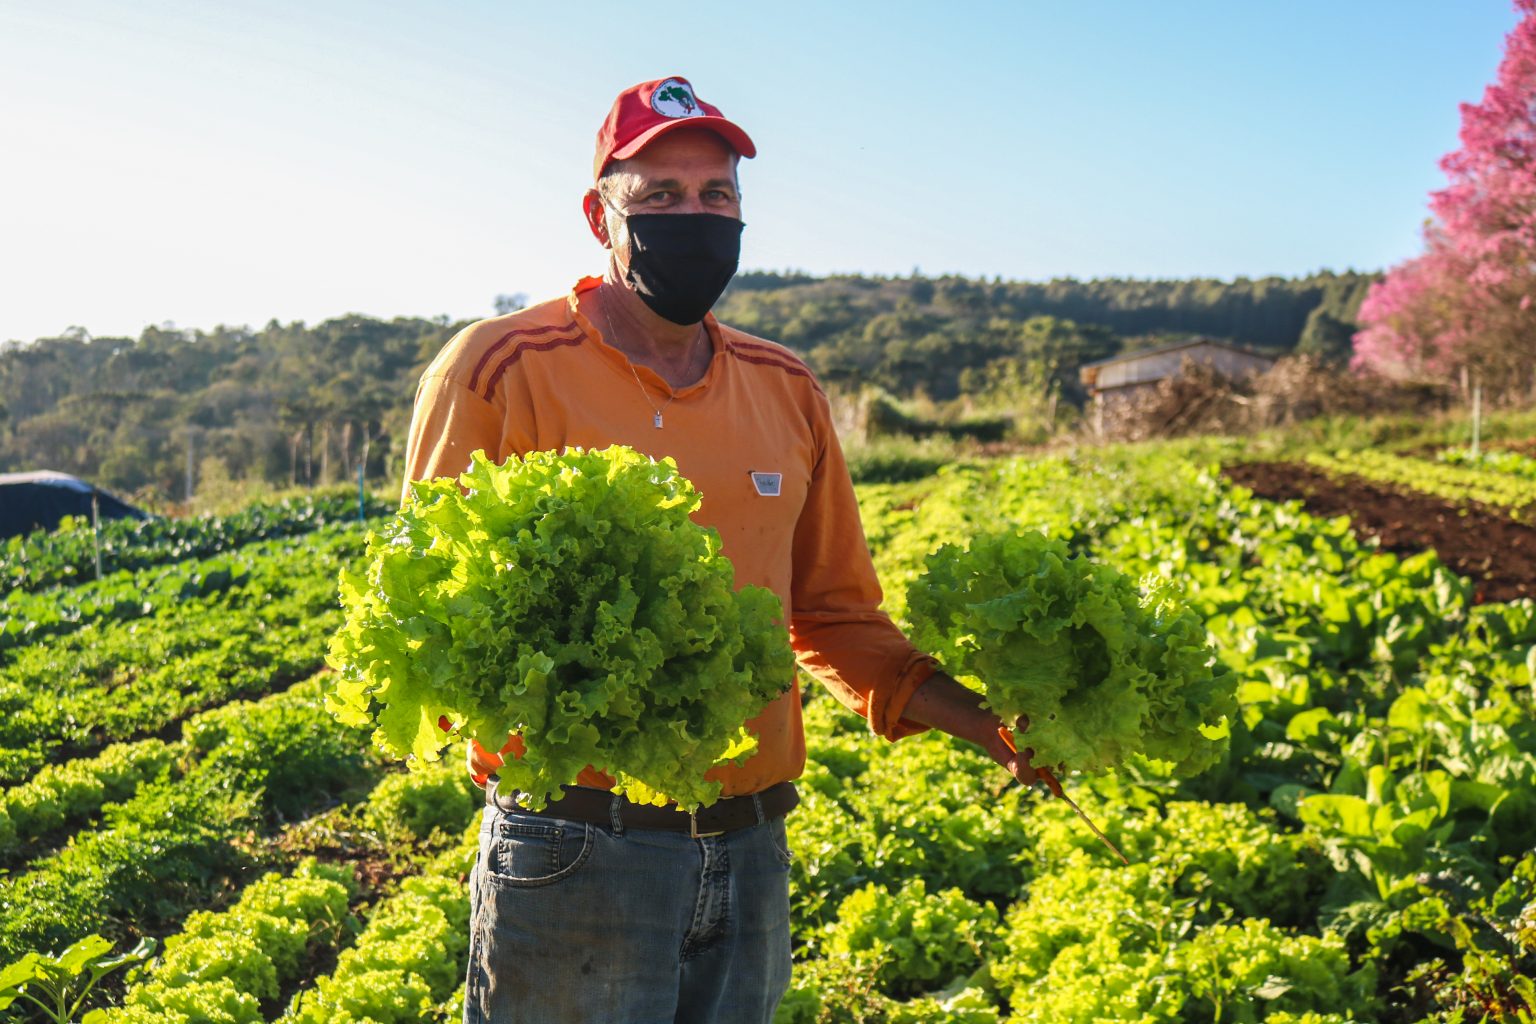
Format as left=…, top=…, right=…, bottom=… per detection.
left=467, top=737, right=506, bottom=787
left=439, top=715, right=511, bottom=787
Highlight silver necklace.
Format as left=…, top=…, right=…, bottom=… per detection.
left=599, top=299, right=697, bottom=430
left=629, top=362, right=675, bottom=430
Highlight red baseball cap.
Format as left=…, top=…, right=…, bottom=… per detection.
left=594, top=76, right=756, bottom=180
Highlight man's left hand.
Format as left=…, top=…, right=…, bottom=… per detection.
left=985, top=717, right=1042, bottom=788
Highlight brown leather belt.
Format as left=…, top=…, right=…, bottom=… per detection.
left=489, top=779, right=799, bottom=838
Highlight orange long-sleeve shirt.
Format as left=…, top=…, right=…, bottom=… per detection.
left=400, top=276, right=938, bottom=796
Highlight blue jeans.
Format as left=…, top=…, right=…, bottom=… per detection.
left=464, top=780, right=794, bottom=1024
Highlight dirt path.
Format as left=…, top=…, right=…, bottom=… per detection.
left=1222, top=461, right=1536, bottom=604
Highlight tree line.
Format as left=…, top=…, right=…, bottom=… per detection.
left=0, top=269, right=1378, bottom=504
left=716, top=269, right=1375, bottom=402
left=0, top=317, right=445, bottom=505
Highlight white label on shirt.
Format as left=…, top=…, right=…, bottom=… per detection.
left=750, top=471, right=782, bottom=497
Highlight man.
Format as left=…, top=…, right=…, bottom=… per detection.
left=401, top=75, right=1039, bottom=1024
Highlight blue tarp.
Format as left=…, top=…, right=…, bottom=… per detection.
left=0, top=471, right=149, bottom=539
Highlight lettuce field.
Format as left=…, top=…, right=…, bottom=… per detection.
left=0, top=444, right=1533, bottom=1024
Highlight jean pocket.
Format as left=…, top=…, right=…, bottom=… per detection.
left=770, top=816, right=793, bottom=868
left=484, top=813, right=594, bottom=888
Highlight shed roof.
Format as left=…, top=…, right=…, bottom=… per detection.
left=1080, top=337, right=1279, bottom=370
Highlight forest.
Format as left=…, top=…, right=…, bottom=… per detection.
left=0, top=270, right=1377, bottom=505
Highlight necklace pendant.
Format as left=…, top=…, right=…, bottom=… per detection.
left=653, top=411, right=664, bottom=429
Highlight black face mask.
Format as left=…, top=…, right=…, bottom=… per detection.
left=617, top=212, right=744, bottom=325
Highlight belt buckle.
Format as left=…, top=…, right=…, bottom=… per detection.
left=689, top=811, right=724, bottom=839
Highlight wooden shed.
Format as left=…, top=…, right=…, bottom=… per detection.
left=1079, top=338, right=1277, bottom=436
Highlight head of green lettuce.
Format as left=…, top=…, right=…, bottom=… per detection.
left=325, top=446, right=794, bottom=812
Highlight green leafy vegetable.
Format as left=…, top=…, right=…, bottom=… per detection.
left=907, top=530, right=1236, bottom=776
left=822, top=879, right=1001, bottom=997
left=0, top=934, right=154, bottom=1024
left=326, top=446, right=794, bottom=811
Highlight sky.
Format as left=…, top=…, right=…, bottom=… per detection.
left=0, top=0, right=1525, bottom=344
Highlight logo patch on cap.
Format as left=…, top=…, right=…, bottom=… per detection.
left=749, top=471, right=782, bottom=497
left=651, top=78, right=703, bottom=119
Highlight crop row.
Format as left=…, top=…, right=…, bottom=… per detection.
left=92, top=757, right=480, bottom=1024
left=0, top=737, right=176, bottom=864
left=278, top=847, right=473, bottom=1023
left=1305, top=450, right=1536, bottom=516
left=0, top=676, right=381, bottom=963
left=0, top=526, right=366, bottom=784
left=95, top=858, right=356, bottom=1024
left=0, top=518, right=380, bottom=657
left=0, top=554, right=246, bottom=655
left=0, top=489, right=394, bottom=594
left=1438, top=445, right=1536, bottom=479
left=0, top=663, right=489, bottom=867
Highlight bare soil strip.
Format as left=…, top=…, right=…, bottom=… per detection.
left=1222, top=461, right=1536, bottom=605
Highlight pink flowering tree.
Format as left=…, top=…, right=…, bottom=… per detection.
left=1354, top=0, right=1536, bottom=390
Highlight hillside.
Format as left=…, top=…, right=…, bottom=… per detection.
left=716, top=268, right=1375, bottom=398
left=0, top=270, right=1378, bottom=503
